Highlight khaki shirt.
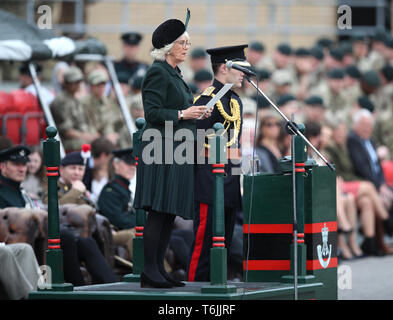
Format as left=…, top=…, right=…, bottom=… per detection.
left=50, top=91, right=90, bottom=151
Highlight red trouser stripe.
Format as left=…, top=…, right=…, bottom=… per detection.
left=188, top=203, right=208, bottom=282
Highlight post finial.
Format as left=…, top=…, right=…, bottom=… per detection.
left=46, top=126, right=57, bottom=139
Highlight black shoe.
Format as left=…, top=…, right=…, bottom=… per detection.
left=163, top=269, right=186, bottom=287
left=140, top=272, right=173, bottom=288
left=361, top=237, right=385, bottom=257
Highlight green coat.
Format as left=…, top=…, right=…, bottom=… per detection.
left=97, top=174, right=136, bottom=230
left=134, top=60, right=195, bottom=219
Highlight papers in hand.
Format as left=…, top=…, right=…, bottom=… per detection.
left=198, top=83, right=233, bottom=119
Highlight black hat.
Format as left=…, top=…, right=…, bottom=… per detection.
left=206, top=44, right=250, bottom=66
left=276, top=43, right=292, bottom=56
left=19, top=63, right=42, bottom=75
left=327, top=68, right=345, bottom=79
left=152, top=19, right=186, bottom=49
left=249, top=41, right=265, bottom=53
left=277, top=93, right=296, bottom=107
left=304, top=95, right=325, bottom=108
left=0, top=146, right=30, bottom=164
left=112, top=148, right=136, bottom=165
left=61, top=151, right=85, bottom=167
left=345, top=65, right=361, bottom=79
left=358, top=96, right=375, bottom=113
left=117, top=71, right=131, bottom=84
left=121, top=32, right=142, bottom=45
left=381, top=64, right=393, bottom=82
left=193, top=69, right=213, bottom=82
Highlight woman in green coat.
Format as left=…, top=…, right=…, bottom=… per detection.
left=134, top=16, right=210, bottom=288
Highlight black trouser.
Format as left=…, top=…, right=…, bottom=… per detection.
left=60, top=227, right=118, bottom=286
left=187, top=202, right=236, bottom=282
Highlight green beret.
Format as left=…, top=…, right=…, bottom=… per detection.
left=381, top=64, right=393, bottom=82
left=251, top=94, right=270, bottom=109
left=129, top=75, right=144, bottom=90
left=327, top=68, right=345, bottom=79
left=117, top=71, right=131, bottom=84
left=304, top=95, right=325, bottom=108
left=310, top=46, right=324, bottom=60
left=193, top=69, right=213, bottom=82
left=256, top=68, right=271, bottom=80
left=345, top=65, right=361, bottom=79
left=361, top=70, right=381, bottom=87
left=340, top=41, right=353, bottom=55
left=191, top=47, right=207, bottom=59
left=351, top=34, right=367, bottom=42
left=277, top=93, right=296, bottom=107
left=358, top=96, right=375, bottom=112
left=276, top=43, right=292, bottom=56
left=61, top=151, right=84, bottom=167
left=374, top=29, right=389, bottom=42
left=329, top=47, right=344, bottom=61
left=295, top=47, right=310, bottom=57
left=316, top=38, right=333, bottom=49
left=249, top=41, right=265, bottom=52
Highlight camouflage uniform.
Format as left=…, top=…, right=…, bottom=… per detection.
left=374, top=107, right=393, bottom=158
left=50, top=90, right=90, bottom=151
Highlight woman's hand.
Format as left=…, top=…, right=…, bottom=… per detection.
left=182, top=105, right=212, bottom=120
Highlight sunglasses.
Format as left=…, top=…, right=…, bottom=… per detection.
left=265, top=122, right=280, bottom=127
left=174, top=40, right=192, bottom=48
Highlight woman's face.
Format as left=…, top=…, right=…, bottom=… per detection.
left=261, top=118, right=281, bottom=140
left=27, top=152, right=42, bottom=175
left=169, top=35, right=190, bottom=63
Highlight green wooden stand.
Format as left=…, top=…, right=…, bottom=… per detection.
left=123, top=118, right=146, bottom=282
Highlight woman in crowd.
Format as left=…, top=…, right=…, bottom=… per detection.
left=255, top=113, right=283, bottom=173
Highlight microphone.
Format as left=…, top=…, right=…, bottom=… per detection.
left=226, top=60, right=256, bottom=77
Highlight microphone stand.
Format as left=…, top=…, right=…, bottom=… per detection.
left=244, top=75, right=335, bottom=300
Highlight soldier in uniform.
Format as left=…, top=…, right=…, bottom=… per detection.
left=0, top=146, right=34, bottom=209
left=50, top=66, right=99, bottom=152
left=82, top=68, right=119, bottom=146
left=114, top=32, right=149, bottom=83
left=302, top=95, right=327, bottom=125
left=97, top=148, right=136, bottom=261
left=43, top=150, right=94, bottom=207
left=187, top=45, right=247, bottom=282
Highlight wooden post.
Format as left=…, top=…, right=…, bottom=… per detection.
left=40, top=126, right=73, bottom=291
left=201, top=123, right=236, bottom=294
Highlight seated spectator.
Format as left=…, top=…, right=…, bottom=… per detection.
left=83, top=138, right=115, bottom=203
left=21, top=146, right=45, bottom=206
left=347, top=109, right=393, bottom=212
left=276, top=93, right=301, bottom=121
left=97, top=148, right=137, bottom=260
left=0, top=243, right=41, bottom=300
left=255, top=113, right=282, bottom=173
left=19, top=63, right=55, bottom=107
left=246, top=41, right=265, bottom=67
left=82, top=68, right=119, bottom=146
left=50, top=66, right=99, bottom=152
left=302, top=95, right=327, bottom=124
left=325, top=119, right=393, bottom=255
left=271, top=69, right=294, bottom=102
left=0, top=145, right=118, bottom=286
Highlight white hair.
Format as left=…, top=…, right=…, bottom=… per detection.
left=150, top=31, right=190, bottom=61
left=352, top=108, right=374, bottom=125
